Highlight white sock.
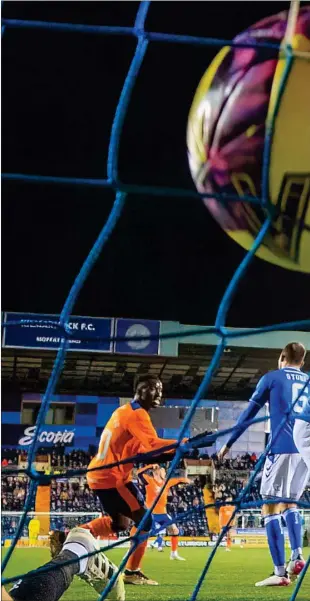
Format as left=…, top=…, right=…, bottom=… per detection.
left=291, top=547, right=303, bottom=561
left=63, top=542, right=89, bottom=574
left=274, top=565, right=286, bottom=577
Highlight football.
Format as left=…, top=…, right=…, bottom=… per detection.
left=187, top=8, right=310, bottom=272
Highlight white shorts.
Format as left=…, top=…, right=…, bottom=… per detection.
left=260, top=453, right=309, bottom=501
left=294, top=420, right=310, bottom=472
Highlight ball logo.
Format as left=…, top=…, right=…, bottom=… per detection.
left=18, top=425, right=75, bottom=446
left=125, top=324, right=151, bottom=350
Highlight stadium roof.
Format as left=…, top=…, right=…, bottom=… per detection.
left=2, top=343, right=310, bottom=400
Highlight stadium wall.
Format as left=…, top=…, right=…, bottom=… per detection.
left=1, top=394, right=266, bottom=455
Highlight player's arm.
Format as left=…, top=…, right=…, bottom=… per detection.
left=218, top=374, right=270, bottom=459
left=167, top=477, right=191, bottom=489
left=136, top=465, right=155, bottom=485
left=127, top=408, right=181, bottom=454
left=136, top=464, right=157, bottom=475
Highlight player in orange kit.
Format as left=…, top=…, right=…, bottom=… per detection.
left=219, top=498, right=235, bottom=551
left=137, top=464, right=190, bottom=560
left=85, top=375, right=185, bottom=585
left=51, top=375, right=186, bottom=587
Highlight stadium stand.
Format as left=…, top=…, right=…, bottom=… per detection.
left=1, top=314, right=310, bottom=578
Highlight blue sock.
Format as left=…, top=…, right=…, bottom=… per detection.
left=283, top=509, right=302, bottom=560
left=265, top=514, right=285, bottom=576
left=156, top=534, right=163, bottom=548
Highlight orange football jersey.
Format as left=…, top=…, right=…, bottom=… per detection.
left=142, top=474, right=190, bottom=514
left=87, top=401, right=177, bottom=490
left=219, top=504, right=235, bottom=528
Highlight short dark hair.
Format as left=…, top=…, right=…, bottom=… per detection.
left=134, top=374, right=160, bottom=392
left=281, top=342, right=306, bottom=365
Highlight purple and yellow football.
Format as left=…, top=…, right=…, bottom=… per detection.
left=187, top=8, right=310, bottom=272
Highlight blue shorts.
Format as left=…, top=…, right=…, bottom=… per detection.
left=153, top=513, right=173, bottom=533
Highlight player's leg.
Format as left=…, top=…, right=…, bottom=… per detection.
left=225, top=531, right=232, bottom=551
left=150, top=533, right=164, bottom=550
left=156, top=533, right=164, bottom=551
left=283, top=506, right=305, bottom=578
left=80, top=514, right=115, bottom=538
left=255, top=503, right=289, bottom=587
left=219, top=519, right=230, bottom=551
left=7, top=527, right=125, bottom=601
left=50, top=484, right=155, bottom=588
left=121, top=483, right=158, bottom=585
left=282, top=454, right=308, bottom=579
left=152, top=514, right=169, bottom=551
left=255, top=455, right=290, bottom=587
left=168, top=523, right=185, bottom=561
left=94, top=483, right=158, bottom=586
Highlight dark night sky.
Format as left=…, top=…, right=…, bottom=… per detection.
left=2, top=1, right=309, bottom=328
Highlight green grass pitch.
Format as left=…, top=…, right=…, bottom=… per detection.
left=3, top=547, right=310, bottom=601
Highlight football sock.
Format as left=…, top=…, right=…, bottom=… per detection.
left=126, top=526, right=148, bottom=571
left=283, top=508, right=303, bottom=560
left=265, top=514, right=286, bottom=576
left=81, top=516, right=114, bottom=539
left=171, top=535, right=178, bottom=553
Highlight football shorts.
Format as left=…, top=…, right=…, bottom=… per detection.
left=293, top=420, right=310, bottom=472
left=260, top=453, right=309, bottom=501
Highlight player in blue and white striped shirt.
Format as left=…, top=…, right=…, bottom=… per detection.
left=219, top=342, right=310, bottom=588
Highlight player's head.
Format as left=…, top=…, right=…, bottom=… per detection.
left=278, top=342, right=306, bottom=369
left=134, top=375, right=163, bottom=411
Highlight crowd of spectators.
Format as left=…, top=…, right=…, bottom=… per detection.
left=212, top=452, right=258, bottom=471
left=166, top=477, right=208, bottom=536
left=50, top=449, right=92, bottom=469
left=1, top=449, right=24, bottom=467
left=1, top=475, right=31, bottom=511
left=1, top=448, right=93, bottom=468
left=50, top=477, right=101, bottom=512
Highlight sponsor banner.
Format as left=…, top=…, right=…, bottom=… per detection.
left=233, top=533, right=291, bottom=548
left=1, top=424, right=76, bottom=448
left=148, top=536, right=223, bottom=548
left=114, top=318, right=160, bottom=355
left=233, top=534, right=268, bottom=548
left=1, top=424, right=103, bottom=450
left=19, top=425, right=75, bottom=447
left=236, top=528, right=266, bottom=535
left=3, top=312, right=113, bottom=352
left=4, top=538, right=50, bottom=548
